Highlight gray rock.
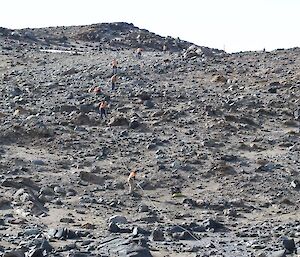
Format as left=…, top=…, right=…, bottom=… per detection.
left=223, top=208, right=238, bottom=217
left=119, top=244, right=152, bottom=257
left=291, top=180, right=300, bottom=189
left=109, top=116, right=129, bottom=126
left=281, top=237, right=297, bottom=253
left=61, top=67, right=78, bottom=76
left=139, top=92, right=151, bottom=101
left=3, top=251, right=25, bottom=257
left=143, top=100, right=154, bottom=108
left=60, top=217, right=75, bottom=223
left=48, top=227, right=79, bottom=239
left=268, top=250, right=287, bottom=257
left=74, top=126, right=88, bottom=132
left=24, top=228, right=40, bottom=236
left=182, top=198, right=198, bottom=207
left=257, top=253, right=267, bottom=257
left=150, top=228, right=165, bottom=241
left=72, top=113, right=94, bottom=126
left=31, top=159, right=45, bottom=166
left=79, top=104, right=94, bottom=113
left=54, top=186, right=66, bottom=195
left=79, top=171, right=105, bottom=185
left=26, top=248, right=43, bottom=257
left=57, top=104, right=79, bottom=113
left=10, top=87, right=23, bottom=97
left=268, top=87, right=277, bottom=93
left=294, top=109, right=299, bottom=120
left=108, top=222, right=121, bottom=233
left=54, top=228, right=65, bottom=238
left=108, top=215, right=128, bottom=224
left=40, top=240, right=54, bottom=252
left=66, top=92, right=74, bottom=99
left=67, top=252, right=90, bottom=257
left=39, top=187, right=55, bottom=196
left=129, top=119, right=140, bottom=129
left=172, top=231, right=196, bottom=240
left=24, top=31, right=36, bottom=40
left=201, top=218, right=224, bottom=231
left=62, top=243, right=77, bottom=250
left=147, top=143, right=156, bottom=150
left=47, top=228, right=58, bottom=238
left=132, top=227, right=150, bottom=236
left=138, top=204, right=149, bottom=212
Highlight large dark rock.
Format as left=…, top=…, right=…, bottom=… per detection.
left=129, top=119, right=140, bottom=129
left=139, top=92, right=151, bottom=101
left=149, top=228, right=165, bottom=241
left=79, top=171, right=105, bottom=185
left=108, top=222, right=121, bottom=233
left=143, top=100, right=154, bottom=108
left=119, top=243, right=152, bottom=257
left=71, top=113, right=94, bottom=126
left=97, top=236, right=152, bottom=257
left=201, top=218, right=225, bottom=232
left=56, top=104, right=79, bottom=113
left=4, top=251, right=25, bottom=257
left=281, top=237, right=297, bottom=254
left=47, top=227, right=79, bottom=239
left=26, top=248, right=43, bottom=257
left=109, top=116, right=129, bottom=126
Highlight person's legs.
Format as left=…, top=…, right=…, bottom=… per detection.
left=112, top=82, right=115, bottom=90
left=128, top=178, right=135, bottom=194
left=100, top=108, right=105, bottom=119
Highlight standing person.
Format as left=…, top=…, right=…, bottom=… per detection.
left=111, top=59, right=118, bottom=75
left=99, top=100, right=108, bottom=119
left=111, top=74, right=117, bottom=90
left=136, top=48, right=143, bottom=59
left=127, top=170, right=137, bottom=194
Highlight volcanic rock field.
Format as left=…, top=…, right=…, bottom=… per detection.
left=0, top=22, right=299, bottom=257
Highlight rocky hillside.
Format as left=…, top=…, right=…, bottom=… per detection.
left=0, top=23, right=299, bottom=257
left=1, top=22, right=224, bottom=54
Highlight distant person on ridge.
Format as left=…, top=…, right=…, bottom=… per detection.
left=111, top=59, right=118, bottom=75
left=128, top=170, right=137, bottom=194
left=111, top=74, right=117, bottom=90
left=136, top=48, right=143, bottom=59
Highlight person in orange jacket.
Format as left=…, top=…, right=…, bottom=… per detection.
left=111, top=59, right=118, bottom=75
left=128, top=170, right=137, bottom=194
left=99, top=100, right=108, bottom=119
left=111, top=74, right=117, bottom=90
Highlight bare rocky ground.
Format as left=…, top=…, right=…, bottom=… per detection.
left=0, top=23, right=299, bottom=257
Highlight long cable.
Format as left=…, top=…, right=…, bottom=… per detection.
left=107, top=124, right=202, bottom=242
